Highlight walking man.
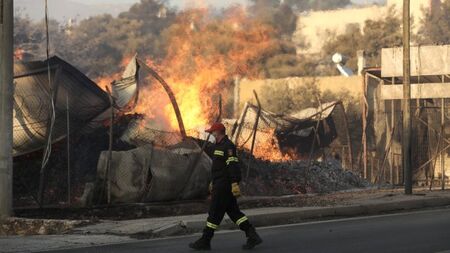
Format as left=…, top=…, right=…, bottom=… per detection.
left=189, top=122, right=263, bottom=250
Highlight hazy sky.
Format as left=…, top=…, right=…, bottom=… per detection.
left=16, top=0, right=387, bottom=21
left=71, top=0, right=386, bottom=9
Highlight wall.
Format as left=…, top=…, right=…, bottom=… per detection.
left=238, top=75, right=362, bottom=109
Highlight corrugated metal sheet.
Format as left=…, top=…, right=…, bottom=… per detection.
left=13, top=56, right=110, bottom=157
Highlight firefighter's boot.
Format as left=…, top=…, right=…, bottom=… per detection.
left=189, top=228, right=213, bottom=250
left=242, top=226, right=262, bottom=250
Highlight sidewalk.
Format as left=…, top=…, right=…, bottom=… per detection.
left=73, top=188, right=450, bottom=237
left=2, top=188, right=450, bottom=253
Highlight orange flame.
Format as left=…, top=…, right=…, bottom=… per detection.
left=98, top=6, right=277, bottom=136
left=137, top=7, right=275, bottom=132
left=239, top=129, right=293, bottom=162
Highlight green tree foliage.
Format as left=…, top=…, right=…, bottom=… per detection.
left=57, top=14, right=145, bottom=77
left=14, top=13, right=68, bottom=61
left=246, top=0, right=321, bottom=78
left=14, top=0, right=176, bottom=78
left=14, top=15, right=42, bottom=47
left=321, top=24, right=362, bottom=75
left=260, top=80, right=321, bottom=114
left=248, top=0, right=297, bottom=36
left=62, top=0, right=175, bottom=77
left=247, top=0, right=352, bottom=78
left=417, top=0, right=450, bottom=44
left=14, top=0, right=354, bottom=79
left=321, top=7, right=402, bottom=74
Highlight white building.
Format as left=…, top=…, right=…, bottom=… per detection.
left=295, top=0, right=441, bottom=55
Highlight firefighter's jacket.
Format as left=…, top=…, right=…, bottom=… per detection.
left=206, top=135, right=241, bottom=183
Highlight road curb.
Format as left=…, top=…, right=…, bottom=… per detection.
left=176, top=196, right=450, bottom=235
left=73, top=196, right=450, bottom=238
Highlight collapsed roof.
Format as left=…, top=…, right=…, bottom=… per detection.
left=231, top=101, right=352, bottom=163
left=13, top=56, right=110, bottom=157
left=13, top=56, right=139, bottom=157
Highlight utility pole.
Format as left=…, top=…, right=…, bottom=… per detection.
left=0, top=0, right=14, bottom=218
left=402, top=0, right=413, bottom=195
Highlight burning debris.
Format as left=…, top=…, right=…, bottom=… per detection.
left=231, top=101, right=353, bottom=167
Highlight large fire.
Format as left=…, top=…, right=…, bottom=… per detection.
left=97, top=6, right=276, bottom=134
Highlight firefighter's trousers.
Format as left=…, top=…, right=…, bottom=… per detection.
left=205, top=179, right=250, bottom=233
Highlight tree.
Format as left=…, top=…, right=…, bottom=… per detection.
left=246, top=0, right=318, bottom=78
left=57, top=14, right=143, bottom=77
left=321, top=24, right=363, bottom=74
left=361, top=9, right=403, bottom=66
left=248, top=0, right=297, bottom=36
left=14, top=13, right=68, bottom=61
left=321, top=7, right=402, bottom=74
left=14, top=0, right=177, bottom=79
left=260, top=80, right=321, bottom=114
left=417, top=0, right=450, bottom=45
left=59, top=0, right=176, bottom=78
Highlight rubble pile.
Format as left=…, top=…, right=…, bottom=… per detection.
left=240, top=154, right=368, bottom=196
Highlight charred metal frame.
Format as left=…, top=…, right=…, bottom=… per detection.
left=363, top=68, right=450, bottom=188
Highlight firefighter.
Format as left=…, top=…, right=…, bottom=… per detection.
left=189, top=122, right=263, bottom=251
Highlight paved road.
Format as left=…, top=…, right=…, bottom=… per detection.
left=46, top=208, right=450, bottom=253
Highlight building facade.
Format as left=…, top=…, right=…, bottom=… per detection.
left=296, top=0, right=441, bottom=55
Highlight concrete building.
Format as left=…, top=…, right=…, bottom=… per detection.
left=295, top=0, right=441, bottom=55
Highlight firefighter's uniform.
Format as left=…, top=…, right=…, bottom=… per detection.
left=189, top=123, right=262, bottom=251
left=206, top=135, right=248, bottom=230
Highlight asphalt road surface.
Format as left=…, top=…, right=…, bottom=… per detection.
left=46, top=208, right=450, bottom=253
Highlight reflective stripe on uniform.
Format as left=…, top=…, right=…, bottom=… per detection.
left=236, top=216, right=248, bottom=226
left=206, top=221, right=219, bottom=230
left=214, top=150, right=224, bottom=156
left=226, top=156, right=239, bottom=165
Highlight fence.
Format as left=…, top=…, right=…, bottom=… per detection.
left=364, top=98, right=450, bottom=187
left=13, top=111, right=208, bottom=209
left=13, top=105, right=358, bottom=209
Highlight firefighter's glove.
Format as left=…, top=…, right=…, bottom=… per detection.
left=231, top=182, right=241, bottom=198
